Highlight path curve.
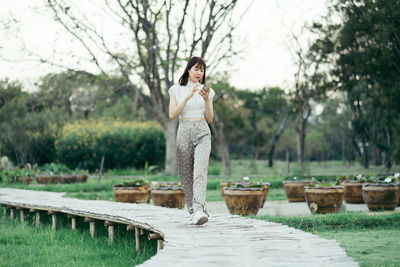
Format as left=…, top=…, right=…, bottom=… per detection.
left=0, top=188, right=358, bottom=267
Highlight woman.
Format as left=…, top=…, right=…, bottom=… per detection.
left=168, top=56, right=215, bottom=225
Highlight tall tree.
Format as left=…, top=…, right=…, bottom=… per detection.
left=4, top=0, right=252, bottom=175
left=310, top=0, right=400, bottom=169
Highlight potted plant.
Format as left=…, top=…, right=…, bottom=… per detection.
left=219, top=179, right=250, bottom=195
left=113, top=179, right=150, bottom=203
left=362, top=176, right=400, bottom=211
left=15, top=167, right=34, bottom=184
left=304, top=182, right=345, bottom=214
left=150, top=182, right=185, bottom=208
left=283, top=177, right=317, bottom=202
left=337, top=173, right=368, bottom=204
left=223, top=182, right=265, bottom=215
left=35, top=163, right=87, bottom=184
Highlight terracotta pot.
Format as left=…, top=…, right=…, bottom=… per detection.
left=16, top=176, right=31, bottom=184
left=223, top=187, right=264, bottom=215
left=304, top=186, right=345, bottom=214
left=113, top=186, right=151, bottom=203
left=340, top=180, right=364, bottom=204
left=362, top=183, right=400, bottom=211
left=35, top=174, right=55, bottom=184
left=151, top=188, right=185, bottom=208
left=396, top=184, right=400, bottom=207
left=283, top=180, right=316, bottom=202
left=260, top=182, right=270, bottom=208
left=60, top=174, right=77, bottom=183
left=76, top=174, right=88, bottom=183
left=220, top=180, right=250, bottom=195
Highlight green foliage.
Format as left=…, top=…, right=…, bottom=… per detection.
left=311, top=0, right=400, bottom=168
left=55, top=119, right=165, bottom=171
left=113, top=179, right=149, bottom=187
left=39, top=162, right=73, bottom=174
left=0, top=156, right=35, bottom=183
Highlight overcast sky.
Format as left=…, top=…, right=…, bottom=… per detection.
left=0, top=0, right=327, bottom=92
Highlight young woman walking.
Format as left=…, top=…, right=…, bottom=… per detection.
left=168, top=56, right=215, bottom=225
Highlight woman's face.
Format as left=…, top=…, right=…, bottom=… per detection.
left=188, top=63, right=204, bottom=82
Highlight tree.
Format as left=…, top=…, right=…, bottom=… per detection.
left=310, top=0, right=400, bottom=170
left=3, top=0, right=252, bottom=175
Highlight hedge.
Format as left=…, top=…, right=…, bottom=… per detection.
left=55, top=120, right=165, bottom=171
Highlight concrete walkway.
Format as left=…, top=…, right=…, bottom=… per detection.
left=0, top=188, right=358, bottom=267
left=207, top=200, right=378, bottom=216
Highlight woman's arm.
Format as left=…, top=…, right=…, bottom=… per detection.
left=204, top=98, right=214, bottom=124
left=169, top=93, right=190, bottom=120
left=199, top=85, right=214, bottom=123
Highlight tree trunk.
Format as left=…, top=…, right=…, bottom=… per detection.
left=342, top=134, right=346, bottom=165
left=296, top=120, right=306, bottom=167
left=163, top=120, right=178, bottom=176
left=361, top=139, right=369, bottom=169
left=268, top=113, right=289, bottom=167
left=210, top=112, right=231, bottom=175
left=371, top=144, right=382, bottom=166
left=286, top=148, right=290, bottom=175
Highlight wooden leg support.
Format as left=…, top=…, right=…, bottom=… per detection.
left=36, top=212, right=40, bottom=227
left=84, top=217, right=96, bottom=238
left=20, top=209, right=25, bottom=223
left=148, top=233, right=164, bottom=252
left=135, top=227, right=141, bottom=252
left=127, top=225, right=141, bottom=252
left=48, top=211, right=57, bottom=230
left=68, top=214, right=77, bottom=230
left=3, top=206, right=7, bottom=215
left=104, top=221, right=115, bottom=244
left=10, top=208, right=15, bottom=219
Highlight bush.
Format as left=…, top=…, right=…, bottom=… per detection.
left=56, top=119, right=165, bottom=171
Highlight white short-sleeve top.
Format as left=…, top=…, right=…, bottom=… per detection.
left=168, top=81, right=215, bottom=119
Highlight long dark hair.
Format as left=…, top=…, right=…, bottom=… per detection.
left=178, top=57, right=207, bottom=86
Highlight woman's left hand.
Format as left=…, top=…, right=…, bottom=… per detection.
left=199, top=85, right=210, bottom=101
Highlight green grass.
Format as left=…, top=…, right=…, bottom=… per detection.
left=209, top=159, right=400, bottom=177
left=319, top=229, right=400, bottom=267
left=0, top=209, right=157, bottom=266
left=252, top=212, right=400, bottom=266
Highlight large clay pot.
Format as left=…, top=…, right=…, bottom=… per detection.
left=340, top=180, right=364, bottom=204
left=304, top=186, right=345, bottom=214
left=113, top=186, right=151, bottom=203
left=283, top=180, right=316, bottom=202
left=76, top=174, right=88, bottom=183
left=223, top=187, right=264, bottom=215
left=35, top=174, right=58, bottom=184
left=16, top=176, right=32, bottom=184
left=151, top=187, right=185, bottom=208
left=362, top=183, right=400, bottom=211
left=60, top=174, right=77, bottom=183
left=260, top=182, right=270, bottom=208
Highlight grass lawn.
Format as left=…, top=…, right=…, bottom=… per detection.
left=0, top=209, right=157, bottom=267
left=253, top=212, right=400, bottom=267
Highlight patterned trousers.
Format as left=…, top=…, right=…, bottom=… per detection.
left=176, top=119, right=211, bottom=215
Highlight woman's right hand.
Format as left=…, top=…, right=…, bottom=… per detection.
left=187, top=84, right=202, bottom=99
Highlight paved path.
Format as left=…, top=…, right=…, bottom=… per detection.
left=0, top=188, right=358, bottom=267
left=207, top=200, right=375, bottom=216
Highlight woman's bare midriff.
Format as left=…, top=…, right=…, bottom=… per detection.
left=179, top=117, right=204, bottom=121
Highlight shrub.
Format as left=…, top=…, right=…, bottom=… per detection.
left=55, top=119, right=165, bottom=171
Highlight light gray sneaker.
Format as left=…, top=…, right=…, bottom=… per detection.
left=190, top=210, right=209, bottom=225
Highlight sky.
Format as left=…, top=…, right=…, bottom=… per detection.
left=0, top=0, right=328, bottom=92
